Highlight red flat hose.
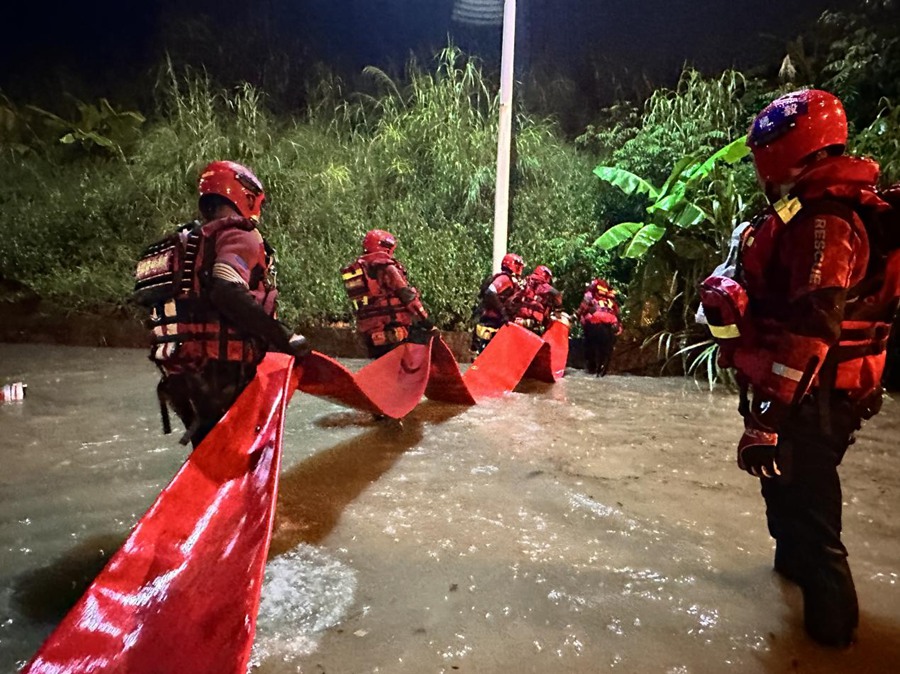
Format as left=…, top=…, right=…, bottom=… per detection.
left=23, top=321, right=568, bottom=672
left=23, top=353, right=297, bottom=674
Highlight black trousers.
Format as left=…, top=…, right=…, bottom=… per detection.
left=365, top=341, right=400, bottom=359
left=158, top=361, right=257, bottom=447
left=760, top=393, right=865, bottom=643
left=583, top=323, right=617, bottom=376
left=762, top=394, right=862, bottom=563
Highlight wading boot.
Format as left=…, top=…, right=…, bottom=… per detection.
left=800, top=555, right=859, bottom=648
left=773, top=542, right=805, bottom=586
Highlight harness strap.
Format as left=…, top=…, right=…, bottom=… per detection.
left=155, top=373, right=172, bottom=435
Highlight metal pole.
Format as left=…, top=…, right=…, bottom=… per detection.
left=492, top=0, right=516, bottom=273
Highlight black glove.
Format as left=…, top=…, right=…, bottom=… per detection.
left=286, top=333, right=311, bottom=358
left=737, top=427, right=782, bottom=478
left=735, top=390, right=794, bottom=478
left=408, top=319, right=437, bottom=345
left=414, top=317, right=435, bottom=331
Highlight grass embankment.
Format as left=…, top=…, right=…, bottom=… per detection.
left=0, top=50, right=606, bottom=331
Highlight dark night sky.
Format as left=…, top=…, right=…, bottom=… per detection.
left=3, top=1, right=848, bottom=101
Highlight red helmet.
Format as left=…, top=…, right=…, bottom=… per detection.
left=747, top=89, right=847, bottom=186
left=198, top=160, right=265, bottom=221
left=363, top=229, right=397, bottom=255
left=501, top=253, right=524, bottom=276
left=532, top=265, right=553, bottom=284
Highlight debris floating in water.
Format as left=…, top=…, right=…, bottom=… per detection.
left=0, top=381, right=26, bottom=402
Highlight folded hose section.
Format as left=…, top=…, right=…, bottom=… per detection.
left=296, top=320, right=569, bottom=415
left=23, top=321, right=568, bottom=672
left=22, top=353, right=297, bottom=674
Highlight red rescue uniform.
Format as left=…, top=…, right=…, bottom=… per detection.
left=732, top=156, right=899, bottom=404
left=721, top=154, right=900, bottom=647
left=577, top=282, right=621, bottom=376
left=471, top=271, right=521, bottom=353
left=512, top=274, right=562, bottom=332
left=342, top=251, right=428, bottom=357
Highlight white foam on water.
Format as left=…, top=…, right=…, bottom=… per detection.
left=248, top=544, right=357, bottom=670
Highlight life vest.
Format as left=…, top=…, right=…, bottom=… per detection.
left=700, top=157, right=900, bottom=399
left=579, top=291, right=620, bottom=327
left=478, top=271, right=519, bottom=323
left=341, top=252, right=417, bottom=340
left=827, top=185, right=900, bottom=393
left=511, top=278, right=547, bottom=331
left=134, top=217, right=276, bottom=372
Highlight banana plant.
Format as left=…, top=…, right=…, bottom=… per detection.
left=591, top=135, right=754, bottom=355
left=26, top=97, right=145, bottom=155
left=593, top=135, right=750, bottom=259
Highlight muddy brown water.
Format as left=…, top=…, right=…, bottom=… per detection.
left=1, top=343, right=899, bottom=673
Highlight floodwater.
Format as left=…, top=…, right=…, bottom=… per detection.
left=1, top=344, right=899, bottom=673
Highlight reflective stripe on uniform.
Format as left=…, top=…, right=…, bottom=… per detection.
left=772, top=361, right=805, bottom=382
left=212, top=262, right=248, bottom=286
left=475, top=324, right=498, bottom=340
left=708, top=323, right=741, bottom=339
left=773, top=195, right=803, bottom=223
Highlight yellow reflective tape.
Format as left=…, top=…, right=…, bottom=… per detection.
left=774, top=196, right=803, bottom=223
left=342, top=269, right=363, bottom=280
left=475, top=324, right=498, bottom=340
left=708, top=323, right=741, bottom=339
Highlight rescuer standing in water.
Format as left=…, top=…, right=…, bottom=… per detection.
left=510, top=264, right=563, bottom=334
left=699, top=89, right=900, bottom=647
left=576, top=278, right=622, bottom=376
left=341, top=229, right=432, bottom=358
left=471, top=252, right=525, bottom=354
left=134, top=160, right=310, bottom=447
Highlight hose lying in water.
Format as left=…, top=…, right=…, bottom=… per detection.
left=21, top=321, right=567, bottom=674
left=296, top=320, right=569, bottom=416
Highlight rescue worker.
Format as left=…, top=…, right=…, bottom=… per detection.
left=341, top=229, right=431, bottom=358
left=136, top=160, right=310, bottom=447
left=576, top=278, right=621, bottom=376
left=511, top=265, right=563, bottom=334
left=471, top=252, right=524, bottom=353
left=699, top=89, right=900, bottom=647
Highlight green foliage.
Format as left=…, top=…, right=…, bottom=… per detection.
left=593, top=69, right=750, bottom=185
left=594, top=137, right=750, bottom=262
left=9, top=98, right=145, bottom=155
left=853, top=100, right=900, bottom=183
left=0, top=48, right=609, bottom=329
left=667, top=336, right=735, bottom=391
left=815, top=0, right=900, bottom=127
left=591, top=134, right=756, bottom=378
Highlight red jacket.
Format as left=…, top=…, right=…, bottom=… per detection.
left=148, top=216, right=278, bottom=372
left=342, top=251, right=427, bottom=337
left=733, top=155, right=899, bottom=404
left=577, top=290, right=621, bottom=330
left=479, top=271, right=520, bottom=323
left=513, top=275, right=562, bottom=328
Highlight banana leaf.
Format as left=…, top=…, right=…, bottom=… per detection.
left=593, top=165, right=660, bottom=200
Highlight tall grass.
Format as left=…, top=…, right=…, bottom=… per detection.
left=0, top=48, right=606, bottom=328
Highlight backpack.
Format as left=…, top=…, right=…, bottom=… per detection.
left=866, top=184, right=900, bottom=254
left=471, top=272, right=501, bottom=319
left=133, top=222, right=201, bottom=307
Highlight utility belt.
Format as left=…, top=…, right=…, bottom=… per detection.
left=147, top=298, right=260, bottom=367
left=369, top=325, right=409, bottom=347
